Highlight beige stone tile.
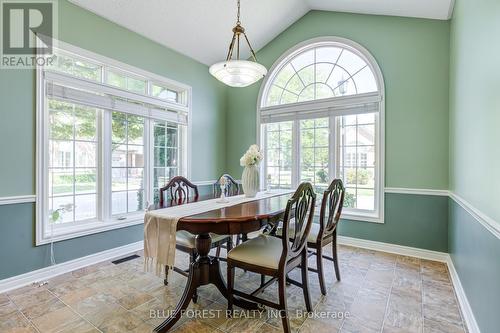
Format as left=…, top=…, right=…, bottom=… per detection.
left=363, top=269, right=395, bottom=294
left=341, top=315, right=380, bottom=333
left=83, top=303, right=127, bottom=328
left=347, top=287, right=388, bottom=331
left=2, top=326, right=38, bottom=333
left=260, top=322, right=283, bottom=333
left=0, top=293, right=11, bottom=306
left=0, top=310, right=33, bottom=332
left=219, top=315, right=265, bottom=333
left=423, top=318, right=465, bottom=333
left=9, top=288, right=54, bottom=309
left=300, top=316, right=342, bottom=333
left=21, top=297, right=66, bottom=320
left=423, top=302, right=463, bottom=328
left=383, top=297, right=423, bottom=333
left=117, top=289, right=154, bottom=310
left=98, top=310, right=146, bottom=333
left=56, top=318, right=100, bottom=333
left=70, top=293, right=119, bottom=316
left=32, top=307, right=81, bottom=333
left=0, top=301, right=18, bottom=317
left=172, top=320, right=218, bottom=333
left=60, top=287, right=99, bottom=306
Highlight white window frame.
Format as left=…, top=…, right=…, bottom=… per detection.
left=257, top=37, right=385, bottom=223
left=36, top=40, right=192, bottom=245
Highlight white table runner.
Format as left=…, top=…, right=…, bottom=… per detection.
left=144, top=190, right=293, bottom=278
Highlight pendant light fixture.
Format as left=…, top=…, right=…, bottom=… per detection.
left=209, top=0, right=267, bottom=87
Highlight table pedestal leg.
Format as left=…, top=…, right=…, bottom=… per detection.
left=154, top=233, right=259, bottom=333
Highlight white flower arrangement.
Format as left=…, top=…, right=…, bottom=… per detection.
left=240, top=144, right=263, bottom=167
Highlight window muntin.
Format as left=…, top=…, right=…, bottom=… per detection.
left=37, top=41, right=191, bottom=244
left=264, top=46, right=378, bottom=107
left=259, top=38, right=384, bottom=221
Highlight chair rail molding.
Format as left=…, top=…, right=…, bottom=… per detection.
left=0, top=195, right=36, bottom=206
left=449, top=191, right=500, bottom=240
left=384, top=187, right=449, bottom=196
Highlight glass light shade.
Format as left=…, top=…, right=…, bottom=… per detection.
left=209, top=60, right=267, bottom=87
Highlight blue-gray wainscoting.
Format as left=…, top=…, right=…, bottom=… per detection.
left=0, top=191, right=449, bottom=280
left=449, top=198, right=500, bottom=333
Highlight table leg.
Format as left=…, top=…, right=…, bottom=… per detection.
left=154, top=233, right=259, bottom=333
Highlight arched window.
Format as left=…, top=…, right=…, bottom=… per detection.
left=258, top=37, right=385, bottom=222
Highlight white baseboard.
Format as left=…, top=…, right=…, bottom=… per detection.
left=337, top=236, right=450, bottom=262
left=446, top=256, right=481, bottom=333
left=0, top=236, right=481, bottom=333
left=0, top=241, right=142, bottom=293
left=338, top=236, right=480, bottom=333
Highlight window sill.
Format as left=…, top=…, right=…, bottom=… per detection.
left=37, top=213, right=145, bottom=246
left=340, top=212, right=384, bottom=224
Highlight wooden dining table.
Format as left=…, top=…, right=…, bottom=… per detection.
left=152, top=191, right=294, bottom=333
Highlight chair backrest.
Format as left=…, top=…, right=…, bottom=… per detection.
left=159, top=176, right=199, bottom=207
left=318, top=179, right=345, bottom=239
left=280, top=182, right=316, bottom=265
left=213, top=174, right=240, bottom=197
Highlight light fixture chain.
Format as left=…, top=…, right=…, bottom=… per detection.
left=237, top=0, right=241, bottom=24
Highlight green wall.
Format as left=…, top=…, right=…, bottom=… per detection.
left=449, top=0, right=500, bottom=332
left=224, top=11, right=451, bottom=250
left=0, top=0, right=225, bottom=279
left=226, top=10, right=450, bottom=190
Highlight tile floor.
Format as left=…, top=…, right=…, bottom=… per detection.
left=0, top=245, right=468, bottom=333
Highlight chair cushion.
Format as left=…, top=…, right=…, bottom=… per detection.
left=227, top=234, right=283, bottom=270
left=176, top=231, right=228, bottom=249
left=276, top=222, right=321, bottom=243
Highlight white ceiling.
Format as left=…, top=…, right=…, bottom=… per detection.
left=69, top=0, right=454, bottom=66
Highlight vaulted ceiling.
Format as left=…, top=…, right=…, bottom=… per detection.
left=69, top=0, right=454, bottom=66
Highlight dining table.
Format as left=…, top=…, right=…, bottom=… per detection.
left=151, top=191, right=294, bottom=333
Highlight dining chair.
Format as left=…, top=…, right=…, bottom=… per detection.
left=213, top=174, right=240, bottom=197
left=226, top=182, right=316, bottom=333
left=277, top=179, right=345, bottom=295
left=159, top=176, right=232, bottom=303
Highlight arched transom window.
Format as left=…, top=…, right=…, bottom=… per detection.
left=264, top=45, right=378, bottom=107
left=258, top=37, right=385, bottom=222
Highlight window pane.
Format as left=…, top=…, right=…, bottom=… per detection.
left=51, top=52, right=101, bottom=81
left=112, top=191, right=127, bottom=215
left=357, top=189, right=375, bottom=210
left=107, top=70, right=126, bottom=89
left=152, top=84, right=179, bottom=103
left=75, top=142, right=97, bottom=167
left=74, top=194, right=96, bottom=221
left=75, top=169, right=96, bottom=195
left=111, top=112, right=145, bottom=215
left=338, top=113, right=377, bottom=212
left=51, top=196, right=74, bottom=223
left=264, top=122, right=293, bottom=189
left=128, top=190, right=144, bottom=212
left=48, top=100, right=99, bottom=224
left=264, top=45, right=378, bottom=107
left=74, top=106, right=97, bottom=141
left=299, top=118, right=330, bottom=192
left=49, top=169, right=73, bottom=197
